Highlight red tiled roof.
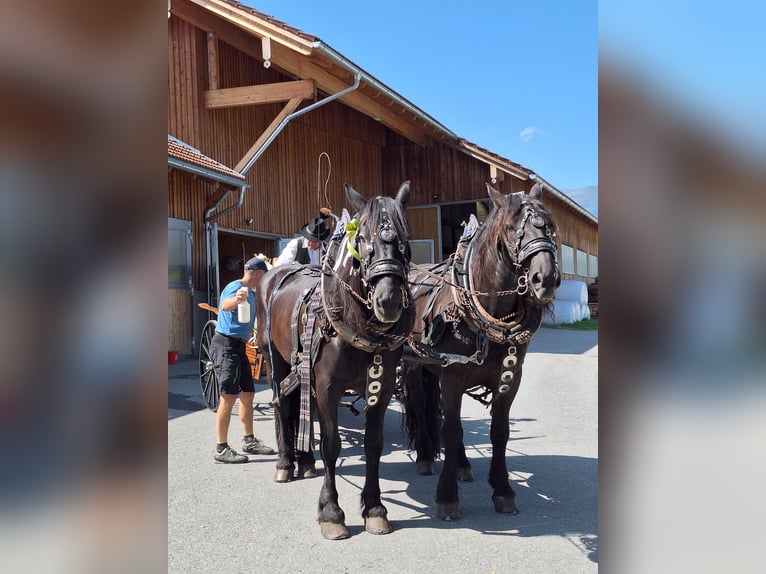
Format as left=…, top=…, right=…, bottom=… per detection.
left=168, top=136, right=245, bottom=181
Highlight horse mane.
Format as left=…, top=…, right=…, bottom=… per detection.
left=323, top=195, right=411, bottom=334
left=472, top=192, right=558, bottom=313
left=358, top=195, right=411, bottom=243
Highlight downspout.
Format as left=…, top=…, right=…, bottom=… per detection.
left=204, top=72, right=363, bottom=302
left=239, top=72, right=362, bottom=176
left=203, top=181, right=249, bottom=307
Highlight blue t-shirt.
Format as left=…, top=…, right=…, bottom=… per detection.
left=215, top=279, right=255, bottom=340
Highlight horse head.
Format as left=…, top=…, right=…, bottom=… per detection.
left=344, top=181, right=411, bottom=323
left=487, top=182, right=561, bottom=303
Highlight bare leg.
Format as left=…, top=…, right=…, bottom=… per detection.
left=239, top=391, right=255, bottom=437
left=216, top=393, right=237, bottom=444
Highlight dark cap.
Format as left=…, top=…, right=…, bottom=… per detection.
left=244, top=257, right=268, bottom=271
left=300, top=217, right=330, bottom=242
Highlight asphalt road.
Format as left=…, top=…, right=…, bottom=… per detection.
left=168, top=327, right=598, bottom=574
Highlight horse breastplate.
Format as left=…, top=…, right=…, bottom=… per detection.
left=450, top=224, right=537, bottom=346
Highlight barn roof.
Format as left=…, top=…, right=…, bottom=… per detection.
left=171, top=0, right=596, bottom=223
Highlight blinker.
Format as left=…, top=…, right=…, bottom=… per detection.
left=531, top=215, right=545, bottom=228
left=380, top=227, right=395, bottom=243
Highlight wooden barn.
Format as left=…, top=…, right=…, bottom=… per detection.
left=168, top=0, right=598, bottom=356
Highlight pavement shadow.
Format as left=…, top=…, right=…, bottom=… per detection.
left=168, top=392, right=206, bottom=419
left=293, top=406, right=597, bottom=564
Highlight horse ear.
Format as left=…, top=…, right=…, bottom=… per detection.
left=395, top=180, right=410, bottom=208
left=529, top=182, right=543, bottom=200
left=486, top=183, right=504, bottom=210
left=344, top=183, right=367, bottom=215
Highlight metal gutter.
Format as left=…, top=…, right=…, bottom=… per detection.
left=529, top=173, right=598, bottom=224
left=168, top=156, right=247, bottom=190
left=311, top=42, right=459, bottom=141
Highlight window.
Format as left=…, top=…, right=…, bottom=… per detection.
left=588, top=254, right=598, bottom=278
left=409, top=239, right=435, bottom=265
left=561, top=244, right=574, bottom=274
left=168, top=218, right=191, bottom=288
left=576, top=249, right=588, bottom=277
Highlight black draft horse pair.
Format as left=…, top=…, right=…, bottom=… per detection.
left=256, top=182, right=412, bottom=540
left=401, top=182, right=560, bottom=520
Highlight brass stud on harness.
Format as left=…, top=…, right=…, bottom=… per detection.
left=502, top=352, right=518, bottom=369
left=368, top=380, right=382, bottom=394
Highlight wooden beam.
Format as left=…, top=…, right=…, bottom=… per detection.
left=234, top=97, right=303, bottom=173
left=207, top=32, right=219, bottom=90
left=172, top=0, right=431, bottom=146
left=204, top=80, right=315, bottom=109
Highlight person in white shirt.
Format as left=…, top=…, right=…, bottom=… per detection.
left=273, top=216, right=331, bottom=266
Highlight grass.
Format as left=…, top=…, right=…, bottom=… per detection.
left=547, top=318, right=599, bottom=331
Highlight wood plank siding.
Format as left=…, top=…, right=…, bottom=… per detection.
left=168, top=6, right=597, bottom=353
left=168, top=288, right=192, bottom=355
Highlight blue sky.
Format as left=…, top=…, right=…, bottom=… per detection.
left=245, top=1, right=598, bottom=193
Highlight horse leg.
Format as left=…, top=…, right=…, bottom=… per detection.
left=265, top=355, right=296, bottom=483
left=273, top=391, right=297, bottom=482
left=296, top=419, right=317, bottom=479
left=455, top=438, right=475, bottom=482
left=488, top=379, right=522, bottom=514
left=435, top=379, right=463, bottom=520
left=361, top=388, right=394, bottom=535
left=315, top=390, right=348, bottom=540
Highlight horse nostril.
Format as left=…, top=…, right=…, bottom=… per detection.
left=530, top=271, right=543, bottom=287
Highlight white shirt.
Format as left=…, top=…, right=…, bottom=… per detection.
left=273, top=237, right=325, bottom=266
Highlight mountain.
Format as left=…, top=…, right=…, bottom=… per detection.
left=562, top=185, right=598, bottom=218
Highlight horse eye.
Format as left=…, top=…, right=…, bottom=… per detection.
left=531, top=215, right=545, bottom=228
left=380, top=227, right=396, bottom=243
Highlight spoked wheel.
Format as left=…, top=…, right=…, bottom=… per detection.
left=199, top=319, right=220, bottom=411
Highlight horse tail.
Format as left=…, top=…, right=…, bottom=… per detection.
left=421, top=369, right=442, bottom=458
left=401, top=365, right=442, bottom=460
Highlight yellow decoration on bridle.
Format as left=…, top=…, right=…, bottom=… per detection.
left=345, top=219, right=361, bottom=261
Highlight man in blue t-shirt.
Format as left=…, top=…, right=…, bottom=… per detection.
left=211, top=257, right=275, bottom=463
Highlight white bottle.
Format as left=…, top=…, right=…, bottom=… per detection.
left=237, top=299, right=250, bottom=323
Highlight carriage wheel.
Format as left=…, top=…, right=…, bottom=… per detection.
left=199, top=319, right=220, bottom=412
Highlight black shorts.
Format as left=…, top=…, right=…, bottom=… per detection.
left=211, top=333, right=255, bottom=395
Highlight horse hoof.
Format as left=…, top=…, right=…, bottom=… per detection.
left=493, top=495, right=519, bottom=515
left=436, top=502, right=461, bottom=521
left=364, top=516, right=392, bottom=535
left=456, top=467, right=474, bottom=482
left=299, top=466, right=317, bottom=479
left=274, top=469, right=292, bottom=483
left=320, top=522, right=350, bottom=540
left=416, top=461, right=434, bottom=475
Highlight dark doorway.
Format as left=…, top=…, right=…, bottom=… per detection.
left=438, top=200, right=490, bottom=256
left=217, top=231, right=277, bottom=288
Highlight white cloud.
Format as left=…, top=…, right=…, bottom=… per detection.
left=519, top=125, right=542, bottom=142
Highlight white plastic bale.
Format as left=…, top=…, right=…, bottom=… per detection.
left=541, top=299, right=582, bottom=325
left=554, top=280, right=589, bottom=305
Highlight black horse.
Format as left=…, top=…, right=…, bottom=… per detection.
left=401, top=182, right=560, bottom=520
left=256, top=182, right=413, bottom=539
